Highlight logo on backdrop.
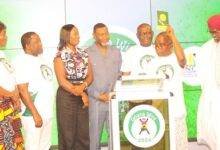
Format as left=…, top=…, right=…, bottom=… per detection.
left=123, top=105, right=165, bottom=148
left=83, top=26, right=137, bottom=52
left=185, top=53, right=196, bottom=73
left=183, top=46, right=200, bottom=85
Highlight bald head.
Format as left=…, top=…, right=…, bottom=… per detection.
left=137, top=23, right=151, bottom=32
left=136, top=23, right=153, bottom=47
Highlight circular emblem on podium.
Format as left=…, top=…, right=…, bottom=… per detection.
left=123, top=105, right=165, bottom=148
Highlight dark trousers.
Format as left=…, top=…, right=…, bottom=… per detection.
left=56, top=87, right=89, bottom=150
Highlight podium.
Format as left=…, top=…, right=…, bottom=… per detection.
left=109, top=75, right=174, bottom=150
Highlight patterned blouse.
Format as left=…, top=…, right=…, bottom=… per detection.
left=56, top=47, right=89, bottom=83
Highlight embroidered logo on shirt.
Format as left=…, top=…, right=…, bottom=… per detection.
left=40, top=65, right=53, bottom=81
left=0, top=58, right=14, bottom=73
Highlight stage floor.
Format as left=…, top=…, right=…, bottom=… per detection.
left=49, top=141, right=210, bottom=150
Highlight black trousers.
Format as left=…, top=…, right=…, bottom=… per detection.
left=56, top=87, right=89, bottom=150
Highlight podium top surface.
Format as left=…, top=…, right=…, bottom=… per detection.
left=120, top=75, right=163, bottom=87
left=121, top=75, right=162, bottom=81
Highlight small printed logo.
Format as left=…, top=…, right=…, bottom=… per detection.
left=123, top=105, right=165, bottom=148
left=0, top=58, right=14, bottom=73
left=40, top=65, right=53, bottom=81
left=140, top=54, right=155, bottom=71
left=156, top=64, right=174, bottom=80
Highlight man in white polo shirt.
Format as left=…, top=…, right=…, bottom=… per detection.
left=122, top=23, right=156, bottom=75
left=13, top=32, right=54, bottom=150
